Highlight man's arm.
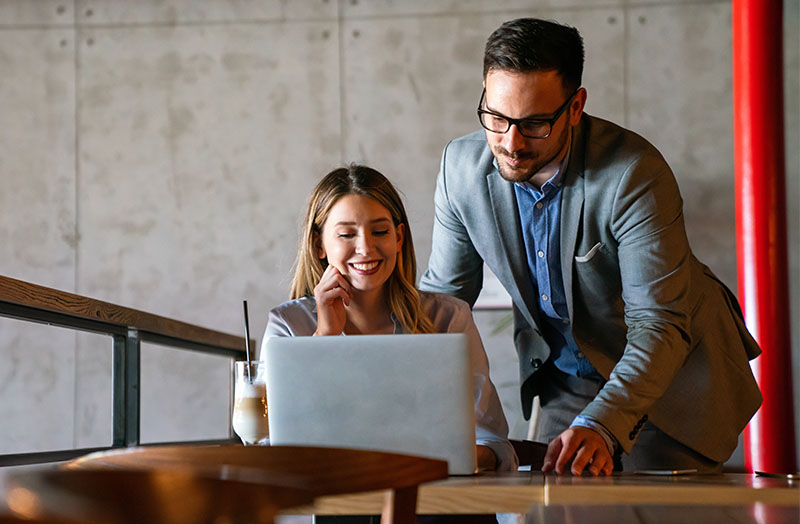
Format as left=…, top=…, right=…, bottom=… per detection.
left=545, top=149, right=698, bottom=474
left=582, top=155, right=694, bottom=449
left=419, top=141, right=485, bottom=305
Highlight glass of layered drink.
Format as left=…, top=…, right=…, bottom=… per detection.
left=232, top=361, right=269, bottom=445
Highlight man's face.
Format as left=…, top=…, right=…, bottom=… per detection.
left=482, top=69, right=583, bottom=183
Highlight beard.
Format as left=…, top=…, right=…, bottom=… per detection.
left=492, top=123, right=570, bottom=183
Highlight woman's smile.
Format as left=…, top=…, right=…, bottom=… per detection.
left=349, top=260, right=382, bottom=274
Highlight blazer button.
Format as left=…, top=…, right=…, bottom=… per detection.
left=530, top=358, right=543, bottom=369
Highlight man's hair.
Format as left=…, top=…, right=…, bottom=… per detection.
left=483, top=18, right=584, bottom=93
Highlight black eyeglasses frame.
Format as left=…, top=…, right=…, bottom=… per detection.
left=476, top=88, right=580, bottom=139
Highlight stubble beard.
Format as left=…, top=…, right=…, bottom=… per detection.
left=492, top=123, right=570, bottom=184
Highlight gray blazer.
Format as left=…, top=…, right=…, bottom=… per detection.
left=420, top=114, right=762, bottom=462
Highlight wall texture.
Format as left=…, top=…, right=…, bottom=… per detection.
left=1, top=0, right=797, bottom=466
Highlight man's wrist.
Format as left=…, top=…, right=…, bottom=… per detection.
left=570, top=415, right=618, bottom=454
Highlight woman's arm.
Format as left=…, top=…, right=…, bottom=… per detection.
left=431, top=294, right=519, bottom=471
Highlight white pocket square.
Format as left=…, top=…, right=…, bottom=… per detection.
left=575, top=242, right=603, bottom=263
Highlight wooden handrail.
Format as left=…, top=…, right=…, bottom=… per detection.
left=0, top=274, right=248, bottom=354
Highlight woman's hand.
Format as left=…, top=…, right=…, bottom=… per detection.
left=313, top=264, right=351, bottom=336
left=477, top=445, right=498, bottom=471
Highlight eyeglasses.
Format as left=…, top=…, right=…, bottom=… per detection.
left=477, top=88, right=580, bottom=139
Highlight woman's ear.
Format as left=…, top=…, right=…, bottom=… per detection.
left=314, top=232, right=326, bottom=259
left=395, top=223, right=405, bottom=253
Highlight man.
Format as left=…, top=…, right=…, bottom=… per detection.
left=419, top=18, right=762, bottom=476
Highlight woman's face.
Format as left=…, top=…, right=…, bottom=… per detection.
left=317, top=194, right=404, bottom=295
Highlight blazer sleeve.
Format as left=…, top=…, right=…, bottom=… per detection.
left=419, top=141, right=485, bottom=307
left=579, top=153, right=696, bottom=452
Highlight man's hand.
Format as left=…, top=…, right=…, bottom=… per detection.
left=541, top=426, right=613, bottom=476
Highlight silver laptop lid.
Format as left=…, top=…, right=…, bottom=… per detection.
left=263, top=333, right=477, bottom=475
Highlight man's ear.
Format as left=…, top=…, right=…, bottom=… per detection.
left=569, top=87, right=587, bottom=126
left=314, top=232, right=326, bottom=259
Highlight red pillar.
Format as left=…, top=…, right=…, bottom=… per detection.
left=733, top=0, right=797, bottom=474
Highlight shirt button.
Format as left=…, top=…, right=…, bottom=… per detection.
left=537, top=250, right=545, bottom=258
left=530, top=358, right=543, bottom=369
left=541, top=294, right=549, bottom=301
left=576, top=352, right=585, bottom=359
left=562, top=318, right=569, bottom=325
left=536, top=202, right=543, bottom=209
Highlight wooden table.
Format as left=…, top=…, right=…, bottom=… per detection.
left=6, top=454, right=797, bottom=524
left=299, top=471, right=799, bottom=522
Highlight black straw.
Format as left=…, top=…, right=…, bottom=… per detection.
left=242, top=300, right=252, bottom=379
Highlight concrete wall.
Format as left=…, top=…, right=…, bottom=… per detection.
left=1, top=0, right=797, bottom=465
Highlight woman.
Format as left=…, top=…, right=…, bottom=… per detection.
left=262, top=164, right=517, bottom=471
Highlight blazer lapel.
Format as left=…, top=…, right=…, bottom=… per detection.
left=487, top=169, right=541, bottom=330
left=560, top=119, right=587, bottom=322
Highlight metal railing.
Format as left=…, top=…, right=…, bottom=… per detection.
left=0, top=274, right=250, bottom=466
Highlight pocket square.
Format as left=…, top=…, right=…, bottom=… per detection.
left=575, top=242, right=603, bottom=263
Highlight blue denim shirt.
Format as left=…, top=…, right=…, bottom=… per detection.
left=513, top=160, right=616, bottom=453
left=513, top=178, right=602, bottom=380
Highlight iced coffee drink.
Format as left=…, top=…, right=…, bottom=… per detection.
left=232, top=361, right=268, bottom=445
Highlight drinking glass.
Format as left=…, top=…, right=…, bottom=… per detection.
left=232, top=361, right=269, bottom=445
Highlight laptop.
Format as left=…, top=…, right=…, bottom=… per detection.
left=263, top=333, right=477, bottom=475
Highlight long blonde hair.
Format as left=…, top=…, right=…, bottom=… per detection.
left=290, top=164, right=434, bottom=334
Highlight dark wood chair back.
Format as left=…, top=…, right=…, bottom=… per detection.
left=65, top=444, right=449, bottom=524
left=6, top=467, right=312, bottom=524
left=509, top=439, right=548, bottom=469
left=0, top=516, right=86, bottom=524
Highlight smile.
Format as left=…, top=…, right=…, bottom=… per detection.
left=350, top=261, right=381, bottom=273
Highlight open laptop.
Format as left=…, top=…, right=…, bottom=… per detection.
left=263, top=333, right=477, bottom=475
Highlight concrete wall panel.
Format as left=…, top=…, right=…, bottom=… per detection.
left=341, top=0, right=624, bottom=18
left=0, top=28, right=76, bottom=289
left=0, top=319, right=76, bottom=454
left=74, top=0, right=336, bottom=25
left=0, top=1, right=74, bottom=25
left=0, top=27, right=78, bottom=454
left=627, top=3, right=737, bottom=287
left=140, top=343, right=231, bottom=443
left=76, top=21, right=340, bottom=343
left=73, top=332, right=113, bottom=449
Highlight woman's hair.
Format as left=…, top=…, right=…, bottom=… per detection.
left=290, top=164, right=434, bottom=334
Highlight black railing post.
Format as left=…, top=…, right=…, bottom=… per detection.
left=112, top=329, right=141, bottom=447
left=125, top=328, right=141, bottom=447
left=112, top=334, right=126, bottom=447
